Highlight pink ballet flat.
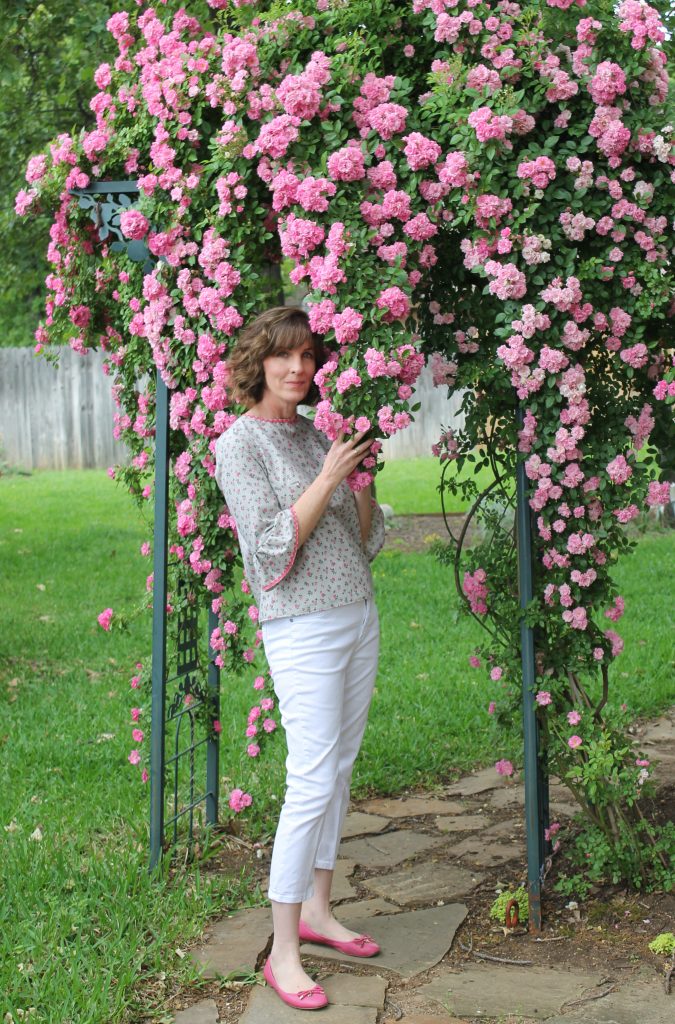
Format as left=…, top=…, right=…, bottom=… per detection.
left=263, top=958, right=328, bottom=1010
left=298, top=919, right=381, bottom=957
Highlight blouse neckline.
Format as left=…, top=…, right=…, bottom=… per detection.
left=243, top=413, right=298, bottom=423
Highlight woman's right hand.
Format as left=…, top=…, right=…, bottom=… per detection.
left=320, top=430, right=373, bottom=488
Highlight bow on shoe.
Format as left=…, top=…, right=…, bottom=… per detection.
left=299, top=986, right=325, bottom=1000
left=352, top=934, right=375, bottom=947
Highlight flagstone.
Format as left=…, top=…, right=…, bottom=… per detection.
left=339, top=830, right=443, bottom=868
left=485, top=784, right=525, bottom=810
left=342, top=810, right=390, bottom=838
left=481, top=817, right=525, bottom=840
left=447, top=836, right=523, bottom=867
left=419, top=964, right=605, bottom=1020
left=335, top=897, right=401, bottom=921
left=330, top=858, right=358, bottom=900
left=190, top=906, right=271, bottom=979
left=239, top=971, right=385, bottom=1023
left=239, top=985, right=376, bottom=1024
left=173, top=999, right=219, bottom=1024
left=322, top=973, right=388, bottom=1007
left=445, top=766, right=506, bottom=797
left=302, top=904, right=468, bottom=979
left=641, top=716, right=674, bottom=743
left=361, top=862, right=482, bottom=905
left=359, top=796, right=466, bottom=818
left=435, top=814, right=487, bottom=833
left=383, top=1016, right=466, bottom=1024
left=544, top=970, right=675, bottom=1024
left=549, top=784, right=582, bottom=811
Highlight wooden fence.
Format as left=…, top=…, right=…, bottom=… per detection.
left=0, top=347, right=128, bottom=470
left=0, top=347, right=465, bottom=470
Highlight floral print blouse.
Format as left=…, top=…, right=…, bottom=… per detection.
left=214, top=414, right=385, bottom=622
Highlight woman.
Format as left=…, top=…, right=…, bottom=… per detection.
left=214, top=306, right=385, bottom=1010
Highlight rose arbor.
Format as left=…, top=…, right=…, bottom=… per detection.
left=17, top=0, right=675, bottom=922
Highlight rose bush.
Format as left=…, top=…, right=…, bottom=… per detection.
left=17, top=0, right=674, bottom=887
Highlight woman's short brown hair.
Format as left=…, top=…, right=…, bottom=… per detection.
left=228, top=306, right=327, bottom=406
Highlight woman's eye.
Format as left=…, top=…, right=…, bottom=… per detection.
left=303, top=350, right=315, bottom=360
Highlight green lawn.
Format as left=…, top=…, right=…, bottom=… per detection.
left=1, top=469, right=673, bottom=1021
left=375, top=456, right=497, bottom=515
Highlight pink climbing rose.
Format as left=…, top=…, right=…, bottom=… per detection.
left=97, top=608, right=113, bottom=631
left=119, top=209, right=150, bottom=240
left=228, top=788, right=253, bottom=812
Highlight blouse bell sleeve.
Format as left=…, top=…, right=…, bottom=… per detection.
left=215, top=435, right=300, bottom=592
left=364, top=499, right=386, bottom=562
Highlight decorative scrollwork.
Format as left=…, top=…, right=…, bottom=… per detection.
left=69, top=184, right=154, bottom=272
left=166, top=673, right=207, bottom=720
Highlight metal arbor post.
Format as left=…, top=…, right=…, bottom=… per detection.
left=70, top=181, right=220, bottom=869
left=516, top=404, right=550, bottom=931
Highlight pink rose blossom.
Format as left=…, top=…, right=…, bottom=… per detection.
left=606, top=454, right=632, bottom=484
left=646, top=480, right=670, bottom=507
left=367, top=102, right=408, bottom=139
left=604, top=629, right=624, bottom=657
left=375, top=286, right=410, bottom=323
left=119, top=209, right=150, bottom=240
left=228, top=788, right=252, bottom=813
left=495, top=759, right=514, bottom=777
left=97, top=608, right=114, bottom=631
left=327, top=145, right=366, bottom=181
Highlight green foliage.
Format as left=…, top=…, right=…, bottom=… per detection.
left=490, top=886, right=529, bottom=925
left=554, top=819, right=675, bottom=900
left=649, top=932, right=675, bottom=956
left=0, top=0, right=117, bottom=347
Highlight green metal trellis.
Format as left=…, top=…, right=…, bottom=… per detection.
left=71, top=180, right=220, bottom=868
left=73, top=179, right=549, bottom=929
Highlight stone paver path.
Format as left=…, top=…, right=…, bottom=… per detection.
left=420, top=965, right=606, bottom=1020
left=240, top=973, right=384, bottom=1024
left=174, top=1000, right=219, bottom=1024
left=180, top=708, right=675, bottom=1024
left=361, top=861, right=482, bottom=905
left=339, top=829, right=444, bottom=868
left=300, top=904, right=468, bottom=978
left=544, top=969, right=675, bottom=1024
left=191, top=906, right=272, bottom=980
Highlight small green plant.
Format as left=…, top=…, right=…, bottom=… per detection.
left=649, top=933, right=675, bottom=956
left=553, top=818, right=675, bottom=899
left=490, top=886, right=529, bottom=925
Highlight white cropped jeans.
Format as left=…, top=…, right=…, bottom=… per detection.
left=261, top=598, right=380, bottom=904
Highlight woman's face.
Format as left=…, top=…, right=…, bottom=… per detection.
left=262, top=340, right=316, bottom=407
